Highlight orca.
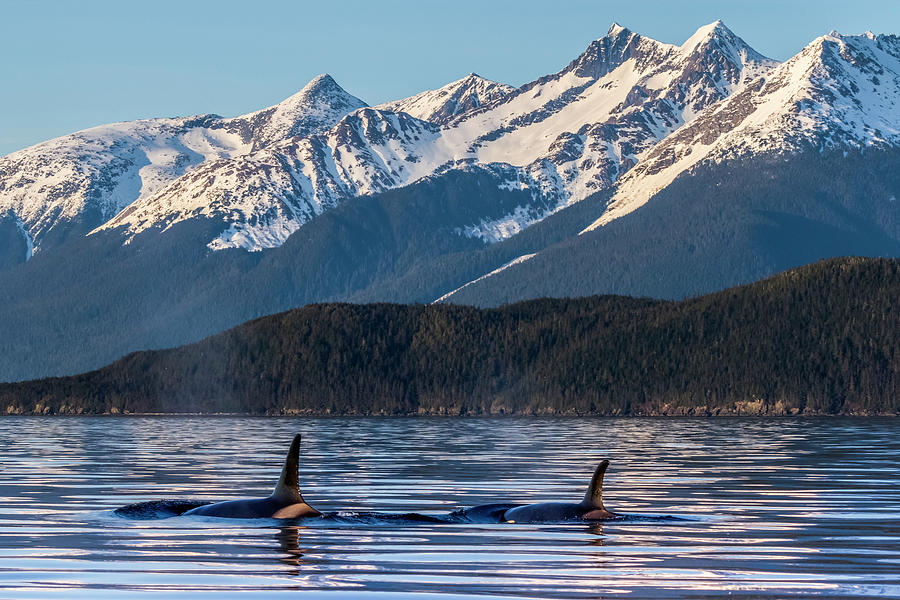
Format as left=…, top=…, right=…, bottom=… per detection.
left=453, top=460, right=617, bottom=523
left=502, top=460, right=617, bottom=522
left=184, top=434, right=322, bottom=519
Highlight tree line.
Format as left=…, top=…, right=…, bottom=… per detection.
left=2, top=257, right=897, bottom=415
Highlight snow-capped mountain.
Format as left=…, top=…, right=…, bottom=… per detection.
left=94, top=21, right=776, bottom=251
left=585, top=31, right=900, bottom=231
left=373, top=73, right=515, bottom=124
left=439, top=20, right=777, bottom=238
left=0, top=74, right=365, bottom=256
left=104, top=109, right=442, bottom=251
left=4, top=20, right=898, bottom=263
left=0, top=114, right=247, bottom=253
left=237, top=74, right=368, bottom=150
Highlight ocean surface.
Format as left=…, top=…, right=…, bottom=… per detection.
left=0, top=417, right=898, bottom=599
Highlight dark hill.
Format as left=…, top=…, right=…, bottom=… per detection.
left=2, top=257, right=897, bottom=416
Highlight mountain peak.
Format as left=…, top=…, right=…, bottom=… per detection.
left=307, top=72, right=335, bottom=84
left=452, top=72, right=491, bottom=87
left=682, top=20, right=736, bottom=50
left=296, top=73, right=353, bottom=97
left=680, top=19, right=773, bottom=69
left=235, top=74, right=367, bottom=150
left=606, top=22, right=630, bottom=39
left=566, top=23, right=666, bottom=80
left=806, top=29, right=900, bottom=67
left=372, top=73, right=514, bottom=124
left=283, top=73, right=356, bottom=106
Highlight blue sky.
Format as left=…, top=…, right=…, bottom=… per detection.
left=2, top=0, right=899, bottom=156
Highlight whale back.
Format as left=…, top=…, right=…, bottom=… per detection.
left=183, top=433, right=320, bottom=518
left=272, top=434, right=305, bottom=502
left=581, top=460, right=610, bottom=510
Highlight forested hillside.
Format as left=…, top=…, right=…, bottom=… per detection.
left=0, top=170, right=558, bottom=381
left=2, top=257, right=897, bottom=416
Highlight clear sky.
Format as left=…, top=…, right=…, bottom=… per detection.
left=2, top=0, right=899, bottom=156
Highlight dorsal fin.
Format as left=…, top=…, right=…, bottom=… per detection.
left=272, top=434, right=304, bottom=501
left=581, top=460, right=610, bottom=509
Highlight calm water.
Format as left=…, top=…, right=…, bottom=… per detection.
left=0, top=417, right=898, bottom=599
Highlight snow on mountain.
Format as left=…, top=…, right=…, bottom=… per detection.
left=99, top=21, right=777, bottom=251
left=0, top=115, right=247, bottom=252
left=103, top=109, right=442, bottom=251
left=0, top=74, right=365, bottom=255
left=234, top=74, right=367, bottom=150
left=442, top=21, right=775, bottom=202
left=433, top=253, right=536, bottom=303
left=372, top=73, right=515, bottom=124
left=586, top=31, right=900, bottom=231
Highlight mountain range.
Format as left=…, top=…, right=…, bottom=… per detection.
left=0, top=21, right=898, bottom=382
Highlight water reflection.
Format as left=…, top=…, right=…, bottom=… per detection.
left=272, top=526, right=305, bottom=570
left=0, top=416, right=898, bottom=597
left=585, top=522, right=605, bottom=541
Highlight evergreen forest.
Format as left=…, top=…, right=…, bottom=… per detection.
left=2, top=257, right=897, bottom=416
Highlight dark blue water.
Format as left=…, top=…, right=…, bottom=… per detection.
left=0, top=417, right=898, bottom=598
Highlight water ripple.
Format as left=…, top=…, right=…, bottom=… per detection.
left=0, top=416, right=898, bottom=597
